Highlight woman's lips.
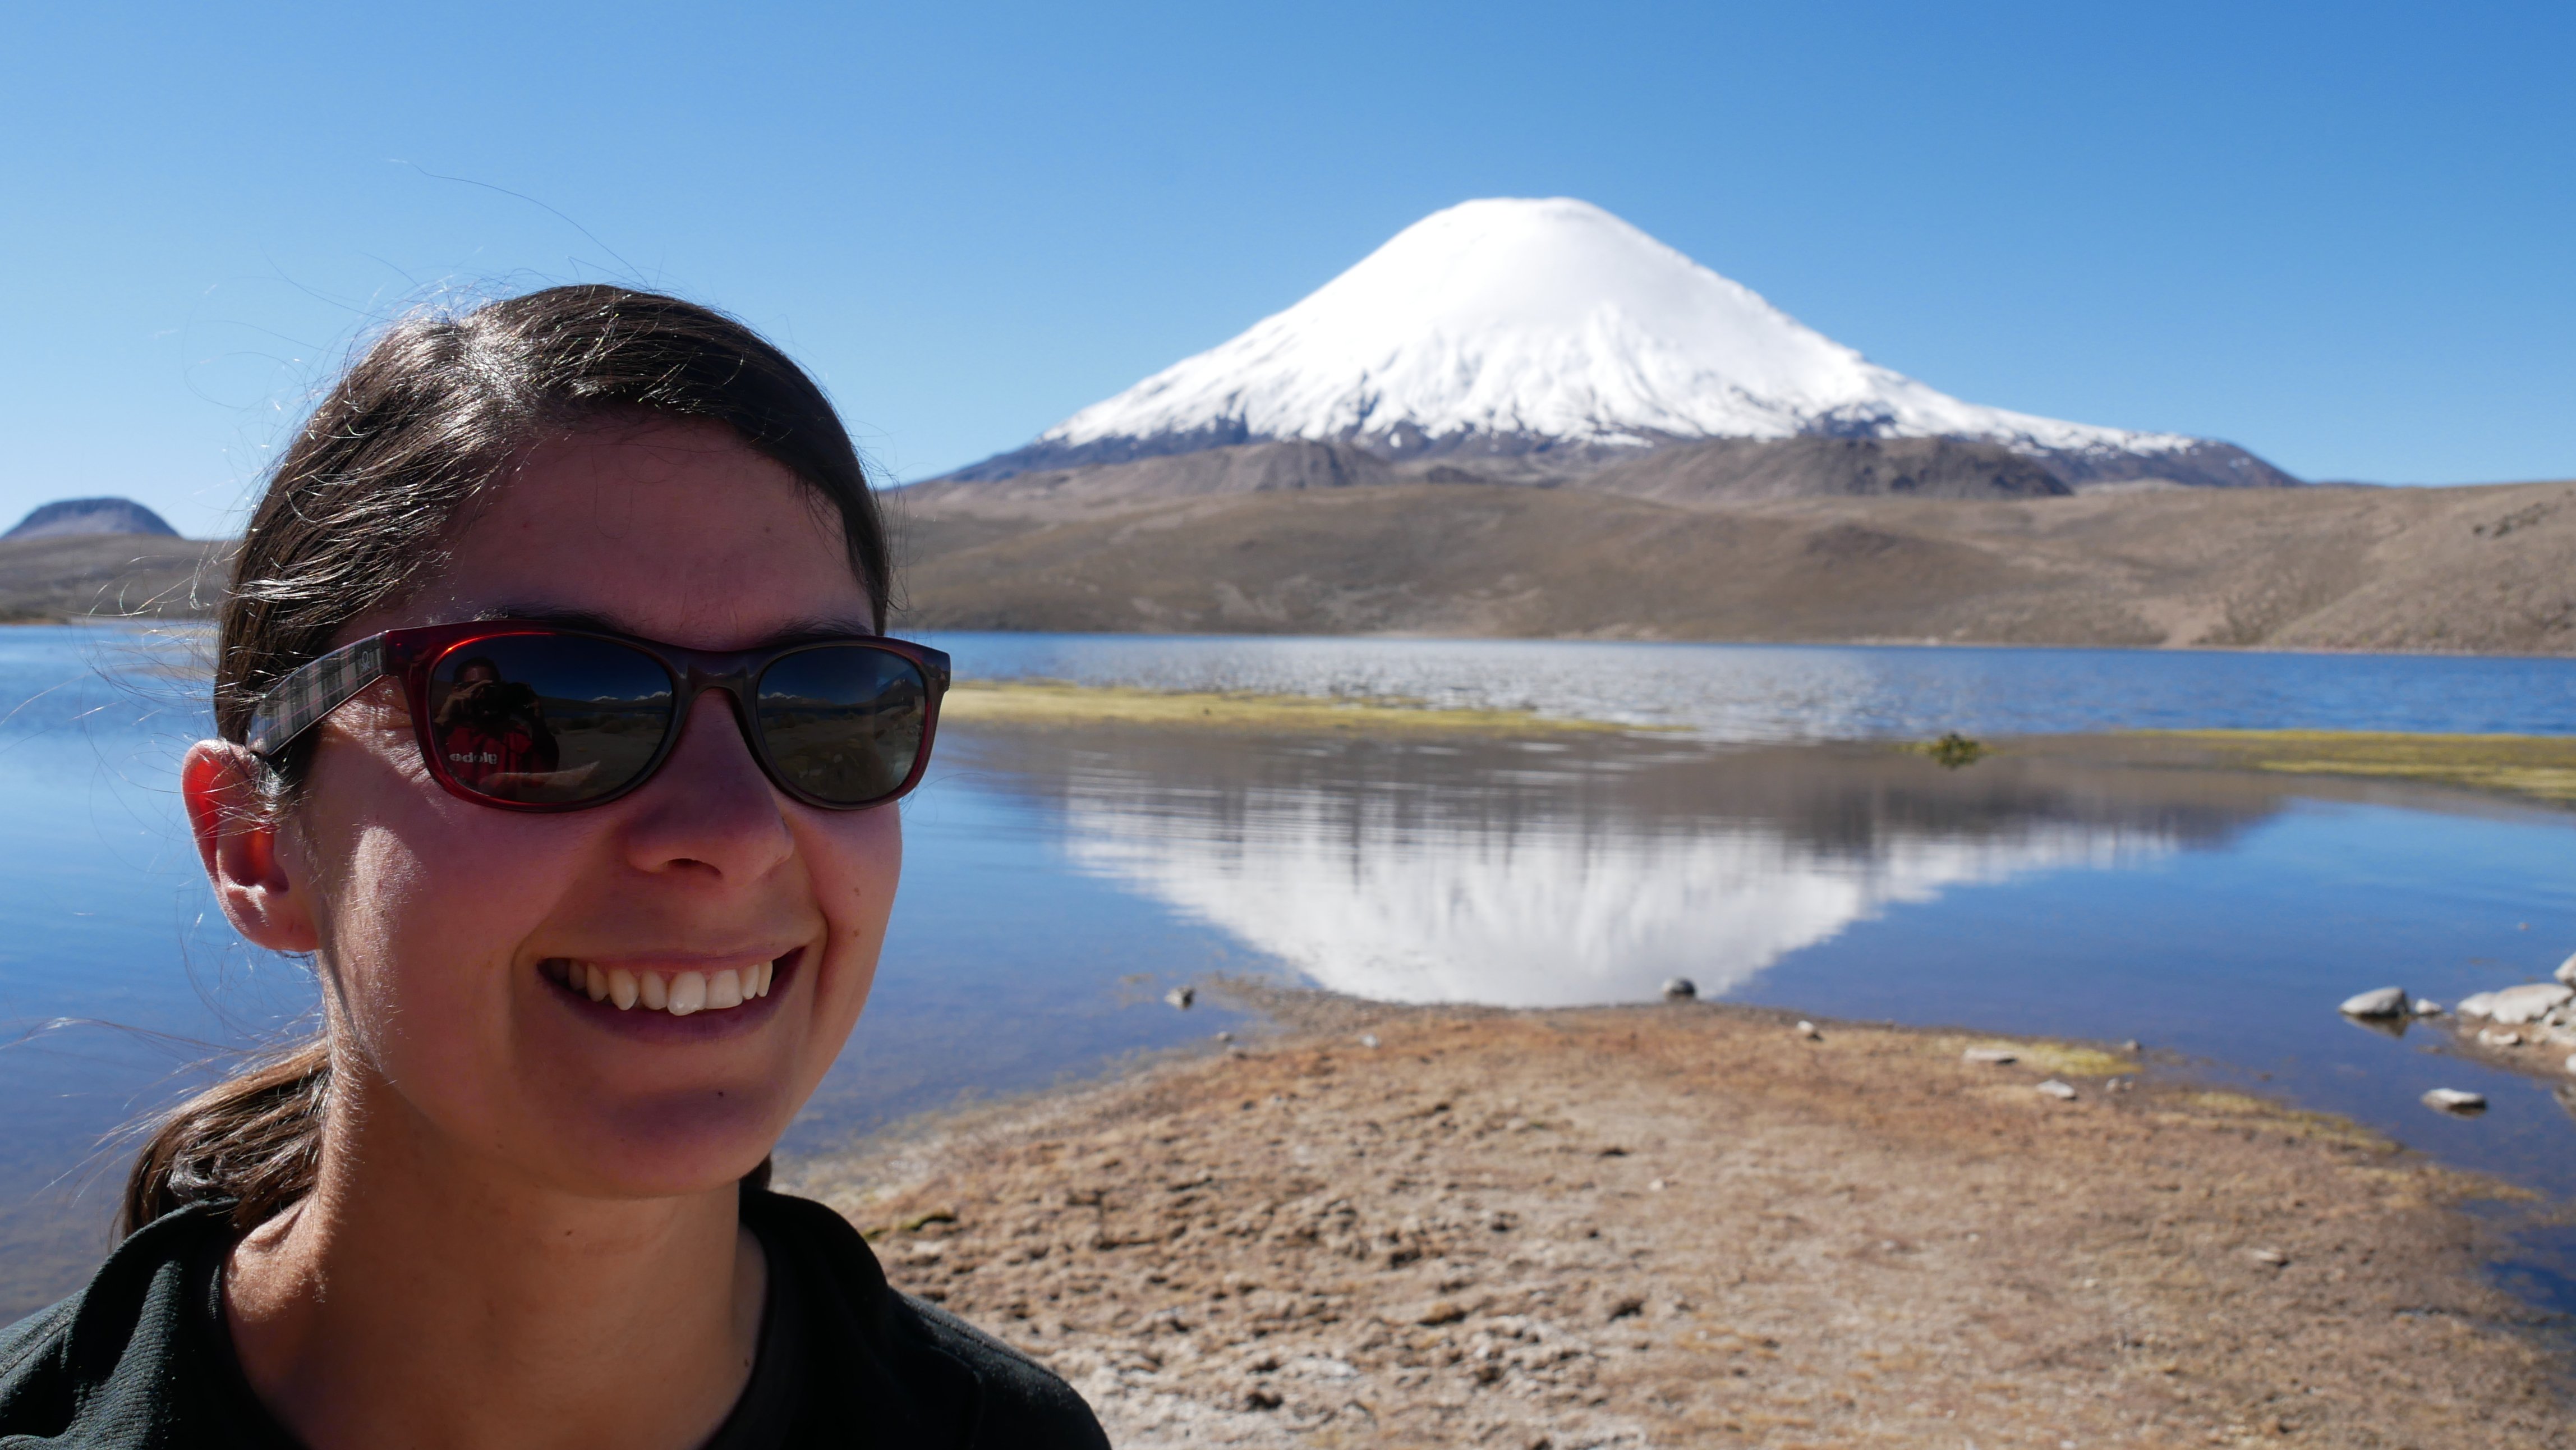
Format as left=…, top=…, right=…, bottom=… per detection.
left=540, top=949, right=801, bottom=1037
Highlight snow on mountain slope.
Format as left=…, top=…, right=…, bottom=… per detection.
left=982, top=198, right=2221, bottom=479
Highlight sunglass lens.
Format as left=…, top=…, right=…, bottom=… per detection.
left=755, top=646, right=930, bottom=806
left=425, top=636, right=674, bottom=805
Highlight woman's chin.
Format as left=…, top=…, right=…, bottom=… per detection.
left=537, top=1093, right=789, bottom=1200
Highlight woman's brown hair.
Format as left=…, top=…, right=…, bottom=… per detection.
left=121, top=285, right=885, bottom=1235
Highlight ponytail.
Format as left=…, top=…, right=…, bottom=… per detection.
left=120, top=1038, right=330, bottom=1236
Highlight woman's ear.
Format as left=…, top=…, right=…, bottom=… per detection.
left=182, top=741, right=319, bottom=954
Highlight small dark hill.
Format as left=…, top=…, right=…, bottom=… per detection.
left=4, top=497, right=181, bottom=541
left=1577, top=437, right=2069, bottom=504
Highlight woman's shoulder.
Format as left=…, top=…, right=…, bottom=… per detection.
left=744, top=1190, right=1108, bottom=1449
left=0, top=1203, right=278, bottom=1446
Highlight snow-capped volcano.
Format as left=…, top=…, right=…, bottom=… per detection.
left=951, top=198, right=2291, bottom=489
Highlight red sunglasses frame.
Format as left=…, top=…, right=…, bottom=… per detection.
left=248, top=620, right=950, bottom=813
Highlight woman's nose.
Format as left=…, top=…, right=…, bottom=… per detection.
left=617, top=689, right=795, bottom=880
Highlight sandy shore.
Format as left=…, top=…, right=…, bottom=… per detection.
left=786, top=989, right=2570, bottom=1448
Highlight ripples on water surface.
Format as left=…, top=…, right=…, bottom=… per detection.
left=4, top=625, right=2576, bottom=1315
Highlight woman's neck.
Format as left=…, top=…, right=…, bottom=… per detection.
left=224, top=1076, right=767, bottom=1450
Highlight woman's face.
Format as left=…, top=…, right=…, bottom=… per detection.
left=275, top=420, right=899, bottom=1198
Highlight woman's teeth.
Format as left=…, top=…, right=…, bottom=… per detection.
left=564, top=960, right=775, bottom=1015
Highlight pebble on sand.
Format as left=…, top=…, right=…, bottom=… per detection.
left=2035, top=1080, right=2078, bottom=1100
left=1795, top=1020, right=1821, bottom=1040
left=2247, top=1247, right=2289, bottom=1267
left=2421, top=1088, right=2487, bottom=1114
left=1962, top=1047, right=2018, bottom=1065
left=1661, top=977, right=1698, bottom=1000
left=1166, top=986, right=1195, bottom=1010
left=2478, top=1029, right=2524, bottom=1048
left=2337, top=986, right=2409, bottom=1018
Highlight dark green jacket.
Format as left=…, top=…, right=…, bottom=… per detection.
left=0, top=1190, right=1107, bottom=1448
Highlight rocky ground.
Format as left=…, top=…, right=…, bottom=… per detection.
left=2430, top=980, right=2576, bottom=1100
left=785, top=990, right=2572, bottom=1448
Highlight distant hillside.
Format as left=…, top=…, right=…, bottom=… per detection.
left=891, top=476, right=2576, bottom=655
left=4, top=497, right=180, bottom=542
left=0, top=535, right=226, bottom=623
left=23, top=475, right=2571, bottom=658
left=903, top=435, right=2090, bottom=521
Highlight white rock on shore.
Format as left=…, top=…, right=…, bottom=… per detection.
left=1962, top=1047, right=2018, bottom=1065
left=2471, top=983, right=2573, bottom=1025
left=2421, top=1088, right=2486, bottom=1114
left=2337, top=986, right=2409, bottom=1018
left=2412, top=998, right=2443, bottom=1016
left=2556, top=952, right=2576, bottom=986
left=2035, top=1080, right=2078, bottom=1100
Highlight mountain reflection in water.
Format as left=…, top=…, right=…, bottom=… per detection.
left=942, top=730, right=2281, bottom=1006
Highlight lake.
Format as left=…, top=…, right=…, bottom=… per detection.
left=4, top=625, right=2575, bottom=1318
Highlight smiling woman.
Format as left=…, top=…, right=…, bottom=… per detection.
left=0, top=288, right=1106, bottom=1448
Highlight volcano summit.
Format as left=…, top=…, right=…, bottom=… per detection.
left=944, top=198, right=2294, bottom=492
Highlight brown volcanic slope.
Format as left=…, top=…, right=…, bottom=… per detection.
left=1574, top=435, right=2071, bottom=503
left=900, top=440, right=1402, bottom=516
left=891, top=467, right=2576, bottom=653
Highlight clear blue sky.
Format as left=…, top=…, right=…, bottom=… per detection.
left=3, top=1, right=2570, bottom=536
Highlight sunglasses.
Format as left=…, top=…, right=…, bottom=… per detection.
left=245, top=621, right=950, bottom=812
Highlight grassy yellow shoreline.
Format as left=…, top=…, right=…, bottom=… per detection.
left=936, top=678, right=1641, bottom=736
left=2092, top=728, right=2576, bottom=804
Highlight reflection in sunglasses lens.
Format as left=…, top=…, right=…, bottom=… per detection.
left=756, top=646, right=927, bottom=805
left=426, top=637, right=674, bottom=804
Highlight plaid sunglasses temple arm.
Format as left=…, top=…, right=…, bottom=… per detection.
left=243, top=636, right=392, bottom=758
